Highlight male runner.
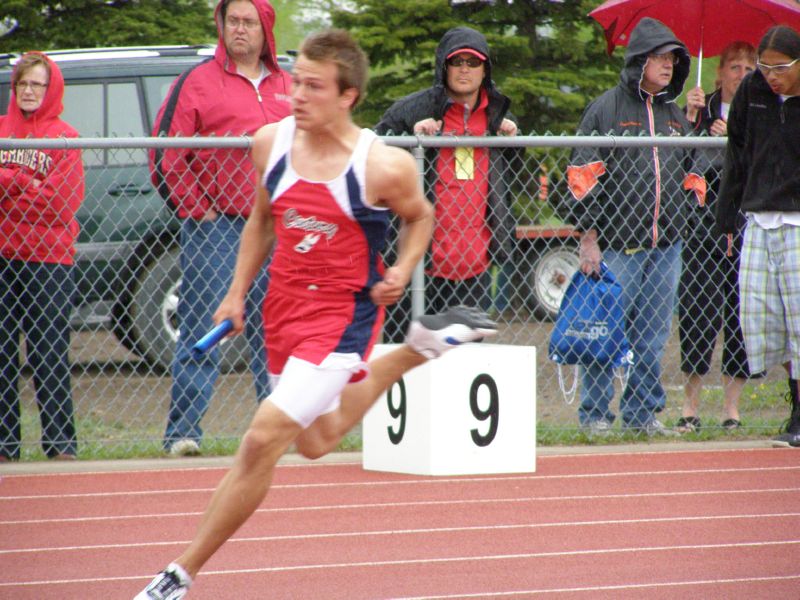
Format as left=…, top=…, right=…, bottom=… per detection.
left=135, top=28, right=496, bottom=599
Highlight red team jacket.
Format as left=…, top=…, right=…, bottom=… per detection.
left=0, top=52, right=84, bottom=266
left=151, top=0, right=292, bottom=220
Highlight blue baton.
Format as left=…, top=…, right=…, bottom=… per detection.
left=191, top=319, right=234, bottom=359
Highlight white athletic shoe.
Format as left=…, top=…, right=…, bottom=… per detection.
left=405, top=305, right=498, bottom=359
left=134, top=562, right=192, bottom=599
left=168, top=439, right=200, bottom=457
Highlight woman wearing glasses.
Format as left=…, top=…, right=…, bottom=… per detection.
left=716, top=25, right=800, bottom=448
left=676, top=41, right=760, bottom=435
left=0, top=51, right=84, bottom=461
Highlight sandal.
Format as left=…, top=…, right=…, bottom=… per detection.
left=721, top=418, right=741, bottom=431
left=675, top=416, right=701, bottom=433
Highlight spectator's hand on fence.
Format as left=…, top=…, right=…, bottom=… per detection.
left=498, top=118, right=518, bottom=136
left=709, top=118, right=727, bottom=137
left=370, top=266, right=407, bottom=306
left=579, top=230, right=602, bottom=277
left=413, top=118, right=442, bottom=136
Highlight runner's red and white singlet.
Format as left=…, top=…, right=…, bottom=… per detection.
left=261, top=116, right=390, bottom=375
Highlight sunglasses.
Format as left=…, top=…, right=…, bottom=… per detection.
left=447, top=56, right=484, bottom=69
left=756, top=58, right=799, bottom=76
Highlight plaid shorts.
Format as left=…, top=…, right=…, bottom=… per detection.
left=738, top=219, right=800, bottom=375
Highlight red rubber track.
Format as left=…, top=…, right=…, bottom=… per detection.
left=1, top=448, right=798, bottom=599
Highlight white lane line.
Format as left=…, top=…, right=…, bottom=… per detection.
left=394, top=574, right=800, bottom=599
left=1, top=511, right=798, bottom=555
left=1, top=486, right=798, bottom=526
left=1, top=540, right=798, bottom=588
left=2, top=465, right=798, bottom=501
left=0, top=445, right=787, bottom=480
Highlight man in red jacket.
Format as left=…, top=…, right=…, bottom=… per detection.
left=150, top=0, right=291, bottom=456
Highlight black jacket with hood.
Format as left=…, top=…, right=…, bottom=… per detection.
left=374, top=26, right=517, bottom=266
left=684, top=88, right=743, bottom=254
left=715, top=69, right=800, bottom=234
left=566, top=18, right=702, bottom=251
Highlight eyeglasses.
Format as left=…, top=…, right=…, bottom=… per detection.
left=447, top=56, right=484, bottom=69
left=224, top=17, right=261, bottom=31
left=15, top=80, right=48, bottom=92
left=756, top=58, right=799, bottom=76
left=648, top=52, right=679, bottom=65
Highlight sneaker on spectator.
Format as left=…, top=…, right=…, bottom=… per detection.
left=772, top=386, right=800, bottom=448
left=771, top=420, right=800, bottom=448
left=405, top=305, right=497, bottom=359
left=135, top=562, right=192, bottom=600
left=580, top=419, right=612, bottom=437
left=771, top=431, right=800, bottom=447
left=624, top=419, right=679, bottom=437
left=168, top=439, right=201, bottom=457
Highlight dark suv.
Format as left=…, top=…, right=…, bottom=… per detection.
left=0, top=46, right=293, bottom=371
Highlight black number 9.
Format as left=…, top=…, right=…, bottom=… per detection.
left=386, top=378, right=406, bottom=445
left=470, top=373, right=499, bottom=447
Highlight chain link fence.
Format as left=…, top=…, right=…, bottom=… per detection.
left=1, top=135, right=788, bottom=460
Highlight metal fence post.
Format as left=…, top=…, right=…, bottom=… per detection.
left=411, top=143, right=426, bottom=319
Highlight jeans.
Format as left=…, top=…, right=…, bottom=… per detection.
left=578, top=244, right=681, bottom=428
left=165, top=216, right=270, bottom=449
left=1, top=259, right=77, bottom=459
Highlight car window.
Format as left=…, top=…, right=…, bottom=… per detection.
left=63, top=83, right=104, bottom=166
left=108, top=82, right=146, bottom=165
left=63, top=80, right=147, bottom=166
left=143, top=75, right=181, bottom=128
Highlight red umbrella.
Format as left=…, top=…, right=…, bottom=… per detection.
left=589, top=0, right=800, bottom=83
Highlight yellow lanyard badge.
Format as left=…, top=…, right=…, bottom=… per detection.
left=454, top=146, right=475, bottom=180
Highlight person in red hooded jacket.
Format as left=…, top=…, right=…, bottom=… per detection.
left=0, top=51, right=84, bottom=462
left=150, top=0, right=292, bottom=457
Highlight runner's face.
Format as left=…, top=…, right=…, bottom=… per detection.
left=223, top=0, right=264, bottom=63
left=291, top=55, right=357, bottom=129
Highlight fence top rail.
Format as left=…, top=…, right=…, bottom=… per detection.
left=0, top=134, right=727, bottom=150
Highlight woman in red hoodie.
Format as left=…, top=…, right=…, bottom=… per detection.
left=0, top=52, right=84, bottom=461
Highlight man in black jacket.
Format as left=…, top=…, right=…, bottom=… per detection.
left=565, top=17, right=704, bottom=437
left=375, top=26, right=517, bottom=340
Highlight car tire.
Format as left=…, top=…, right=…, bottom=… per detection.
left=128, top=247, right=249, bottom=373
left=527, top=243, right=580, bottom=321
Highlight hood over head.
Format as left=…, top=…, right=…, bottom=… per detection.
left=214, top=0, right=280, bottom=73
left=435, top=26, right=493, bottom=89
left=621, top=17, right=690, bottom=101
left=1, top=51, right=66, bottom=137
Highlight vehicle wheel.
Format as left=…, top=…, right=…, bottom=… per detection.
left=528, top=244, right=580, bottom=321
left=127, top=248, right=249, bottom=372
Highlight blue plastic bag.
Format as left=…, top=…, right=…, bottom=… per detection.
left=548, top=263, right=632, bottom=401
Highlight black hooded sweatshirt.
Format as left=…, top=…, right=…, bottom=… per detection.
left=715, top=69, right=800, bottom=234
left=566, top=17, right=703, bottom=251
left=374, top=26, right=516, bottom=265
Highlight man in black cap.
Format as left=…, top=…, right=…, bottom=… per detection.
left=376, top=26, right=518, bottom=338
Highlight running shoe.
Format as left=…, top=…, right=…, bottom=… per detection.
left=405, top=305, right=497, bottom=359
left=134, top=563, right=192, bottom=600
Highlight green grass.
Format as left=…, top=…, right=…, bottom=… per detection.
left=12, top=380, right=790, bottom=462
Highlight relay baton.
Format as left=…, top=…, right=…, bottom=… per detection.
left=191, top=319, right=234, bottom=359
